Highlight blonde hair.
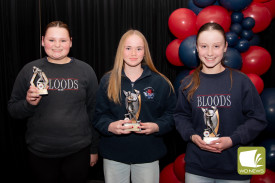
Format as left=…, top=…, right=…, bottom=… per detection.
left=107, top=29, right=174, bottom=104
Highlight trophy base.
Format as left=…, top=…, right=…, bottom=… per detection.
left=38, top=89, right=48, bottom=95
left=203, top=137, right=219, bottom=144
left=123, top=123, right=141, bottom=132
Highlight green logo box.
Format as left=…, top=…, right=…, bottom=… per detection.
left=238, top=146, right=266, bottom=175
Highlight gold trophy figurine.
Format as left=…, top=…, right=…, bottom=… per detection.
left=123, top=89, right=141, bottom=131
left=30, top=66, right=49, bottom=95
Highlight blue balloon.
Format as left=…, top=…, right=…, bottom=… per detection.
left=220, top=0, right=252, bottom=11
left=193, top=0, right=216, bottom=8
left=226, top=32, right=239, bottom=47
left=179, top=35, right=199, bottom=69
left=187, top=0, right=203, bottom=15
left=258, top=139, right=275, bottom=171
left=174, top=70, right=191, bottom=94
left=234, top=38, right=250, bottom=52
left=242, top=17, right=255, bottom=30
left=249, top=34, right=260, bottom=46
left=230, top=23, right=243, bottom=35
left=214, top=0, right=220, bottom=5
left=261, top=88, right=275, bottom=133
left=231, top=12, right=244, bottom=24
left=241, top=29, right=254, bottom=40
left=224, top=47, right=242, bottom=69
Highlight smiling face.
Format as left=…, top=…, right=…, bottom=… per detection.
left=196, top=29, right=227, bottom=74
left=123, top=34, right=145, bottom=69
left=42, top=27, right=72, bottom=63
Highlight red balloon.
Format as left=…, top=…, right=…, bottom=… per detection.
left=189, top=69, right=196, bottom=75
left=160, top=163, right=182, bottom=183
left=246, top=73, right=264, bottom=94
left=166, top=39, right=184, bottom=66
left=173, top=153, right=186, bottom=182
left=242, top=2, right=272, bottom=33
left=241, top=46, right=271, bottom=76
left=168, top=8, right=197, bottom=40
left=197, top=5, right=231, bottom=32
left=253, top=0, right=271, bottom=2
left=251, top=169, right=275, bottom=183
left=263, top=0, right=275, bottom=18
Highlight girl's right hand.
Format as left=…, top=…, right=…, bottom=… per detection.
left=108, top=119, right=133, bottom=135
left=26, top=85, right=42, bottom=106
left=191, top=134, right=222, bottom=153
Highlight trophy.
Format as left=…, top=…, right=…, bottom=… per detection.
left=123, top=89, right=141, bottom=131
left=30, top=66, right=49, bottom=95
left=201, top=106, right=220, bottom=144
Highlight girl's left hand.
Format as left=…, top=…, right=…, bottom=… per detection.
left=135, top=122, right=159, bottom=135
left=208, top=137, right=233, bottom=152
left=90, top=154, right=98, bottom=167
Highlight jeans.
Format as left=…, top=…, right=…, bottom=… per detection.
left=103, top=158, right=159, bottom=183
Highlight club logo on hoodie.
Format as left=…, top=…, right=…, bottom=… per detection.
left=143, top=87, right=154, bottom=99
left=48, top=78, right=79, bottom=91
left=197, top=94, right=231, bottom=108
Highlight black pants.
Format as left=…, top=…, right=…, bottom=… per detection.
left=28, top=146, right=90, bottom=183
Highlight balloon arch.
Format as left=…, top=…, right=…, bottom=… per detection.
left=163, top=0, right=275, bottom=182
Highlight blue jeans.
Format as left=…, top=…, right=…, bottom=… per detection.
left=185, top=172, right=250, bottom=183
left=103, top=159, right=159, bottom=183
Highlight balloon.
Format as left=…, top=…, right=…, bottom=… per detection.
left=189, top=69, right=196, bottom=74
left=246, top=73, right=264, bottom=94
left=258, top=139, right=275, bottom=171
left=263, top=0, right=275, bottom=19
left=260, top=88, right=275, bottom=132
left=220, top=0, right=252, bottom=11
left=168, top=8, right=197, bottom=40
left=193, top=0, right=216, bottom=8
left=242, top=2, right=272, bottom=33
left=253, top=0, right=272, bottom=2
left=224, top=47, right=243, bottom=69
left=241, top=46, right=271, bottom=75
left=241, top=29, right=254, bottom=40
left=197, top=5, right=231, bottom=32
left=174, top=70, right=190, bottom=93
left=179, top=35, right=199, bottom=68
left=166, top=39, right=184, bottom=66
left=187, top=0, right=203, bottom=15
left=173, top=154, right=186, bottom=182
left=160, top=163, right=182, bottom=183
left=235, top=38, right=250, bottom=52
left=242, top=17, right=255, bottom=30
left=226, top=32, right=239, bottom=47
left=249, top=34, right=260, bottom=46
left=230, top=23, right=243, bottom=35
left=231, top=12, right=244, bottom=23
left=251, top=169, right=275, bottom=183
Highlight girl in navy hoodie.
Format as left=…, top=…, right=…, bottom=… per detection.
left=93, top=30, right=176, bottom=183
left=174, top=22, right=267, bottom=182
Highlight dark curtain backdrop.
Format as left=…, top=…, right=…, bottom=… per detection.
left=1, top=0, right=275, bottom=181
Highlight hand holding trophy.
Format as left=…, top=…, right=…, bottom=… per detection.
left=123, top=89, right=141, bottom=131
left=30, top=66, right=49, bottom=95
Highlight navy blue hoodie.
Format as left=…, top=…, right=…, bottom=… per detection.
left=93, top=65, right=176, bottom=164
left=174, top=68, right=267, bottom=180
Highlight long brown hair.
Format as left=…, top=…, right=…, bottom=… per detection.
left=184, top=22, right=231, bottom=101
left=107, top=29, right=174, bottom=104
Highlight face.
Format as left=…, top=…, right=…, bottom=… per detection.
left=196, top=29, right=227, bottom=73
left=123, top=34, right=145, bottom=68
left=42, top=27, right=72, bottom=62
